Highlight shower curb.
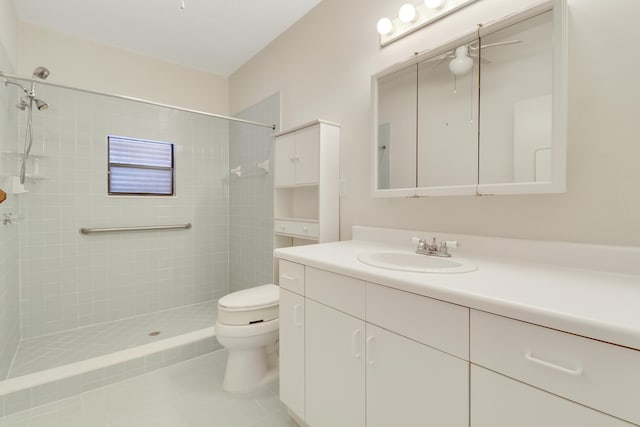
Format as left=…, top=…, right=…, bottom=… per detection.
left=0, top=327, right=219, bottom=418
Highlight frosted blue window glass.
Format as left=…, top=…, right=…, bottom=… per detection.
left=108, top=136, right=175, bottom=195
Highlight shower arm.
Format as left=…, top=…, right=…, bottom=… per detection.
left=4, top=79, right=29, bottom=95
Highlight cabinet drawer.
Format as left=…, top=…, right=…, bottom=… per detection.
left=471, top=310, right=640, bottom=424
left=274, top=219, right=319, bottom=239
left=306, top=267, right=365, bottom=319
left=367, top=283, right=469, bottom=360
left=471, top=365, right=634, bottom=427
left=279, top=260, right=305, bottom=295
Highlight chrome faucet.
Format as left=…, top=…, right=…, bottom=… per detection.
left=413, top=237, right=458, bottom=257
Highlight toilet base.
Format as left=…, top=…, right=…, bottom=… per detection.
left=223, top=346, right=279, bottom=393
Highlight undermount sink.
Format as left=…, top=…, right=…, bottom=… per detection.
left=357, top=251, right=477, bottom=273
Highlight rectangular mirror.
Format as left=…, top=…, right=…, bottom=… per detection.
left=371, top=0, right=567, bottom=198
left=417, top=40, right=478, bottom=194
left=477, top=4, right=566, bottom=194
left=376, top=65, right=417, bottom=191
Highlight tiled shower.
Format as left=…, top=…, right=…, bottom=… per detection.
left=0, top=55, right=278, bottom=398
left=16, top=85, right=231, bottom=340
left=0, top=44, right=21, bottom=382
left=229, top=93, right=279, bottom=293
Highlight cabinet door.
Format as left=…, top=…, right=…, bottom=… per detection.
left=274, top=132, right=296, bottom=186
left=294, top=125, right=320, bottom=185
left=279, top=289, right=305, bottom=420
left=366, top=324, right=469, bottom=427
left=306, top=299, right=365, bottom=427
left=471, top=365, right=634, bottom=427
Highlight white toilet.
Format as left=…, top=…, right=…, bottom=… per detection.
left=215, top=284, right=280, bottom=393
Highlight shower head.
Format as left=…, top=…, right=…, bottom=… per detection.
left=35, top=98, right=48, bottom=111
left=32, top=66, right=50, bottom=80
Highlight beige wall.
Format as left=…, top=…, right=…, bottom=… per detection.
left=18, top=23, right=229, bottom=114
left=230, top=0, right=640, bottom=246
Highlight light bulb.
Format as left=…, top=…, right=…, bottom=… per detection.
left=424, top=0, right=445, bottom=9
left=449, top=46, right=474, bottom=76
left=398, top=4, right=417, bottom=23
left=377, top=17, right=394, bottom=36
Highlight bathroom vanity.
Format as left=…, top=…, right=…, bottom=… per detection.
left=275, top=226, right=640, bottom=427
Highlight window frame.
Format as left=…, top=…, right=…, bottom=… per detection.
left=107, top=135, right=176, bottom=197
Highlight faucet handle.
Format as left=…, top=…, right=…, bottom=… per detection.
left=411, top=236, right=429, bottom=252
left=438, top=241, right=450, bottom=257
left=445, top=240, right=460, bottom=249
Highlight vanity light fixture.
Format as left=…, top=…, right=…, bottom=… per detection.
left=424, top=0, right=446, bottom=9
left=377, top=17, right=394, bottom=36
left=377, top=0, right=480, bottom=47
left=399, top=4, right=418, bottom=23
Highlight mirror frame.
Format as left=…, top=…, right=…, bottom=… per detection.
left=371, top=0, right=567, bottom=198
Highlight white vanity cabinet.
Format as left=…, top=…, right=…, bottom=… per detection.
left=365, top=282, right=469, bottom=427
left=470, top=365, right=633, bottom=427
left=306, top=299, right=366, bottom=427
left=278, top=260, right=306, bottom=422
left=273, top=120, right=340, bottom=250
left=365, top=323, right=468, bottom=427
left=276, top=226, right=640, bottom=427
left=470, top=310, right=640, bottom=426
left=305, top=266, right=366, bottom=427
left=278, top=261, right=469, bottom=427
left=279, top=287, right=305, bottom=421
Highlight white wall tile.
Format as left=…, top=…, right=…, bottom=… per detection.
left=17, top=88, right=231, bottom=338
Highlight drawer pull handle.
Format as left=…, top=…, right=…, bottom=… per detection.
left=366, top=336, right=375, bottom=366
left=352, top=329, right=362, bottom=359
left=525, top=352, right=583, bottom=376
left=293, top=303, right=303, bottom=326
left=281, top=273, right=297, bottom=281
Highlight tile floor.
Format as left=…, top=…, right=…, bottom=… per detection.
left=9, top=302, right=218, bottom=378
left=0, top=350, right=297, bottom=427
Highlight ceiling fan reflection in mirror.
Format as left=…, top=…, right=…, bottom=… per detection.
left=423, top=39, right=522, bottom=76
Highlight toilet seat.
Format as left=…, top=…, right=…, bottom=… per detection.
left=217, top=284, right=280, bottom=326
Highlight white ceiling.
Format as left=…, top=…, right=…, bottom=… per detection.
left=13, top=0, right=323, bottom=76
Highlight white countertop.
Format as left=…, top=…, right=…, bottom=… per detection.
left=274, top=228, right=640, bottom=351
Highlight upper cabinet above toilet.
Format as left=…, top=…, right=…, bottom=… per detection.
left=273, top=120, right=340, bottom=248
left=371, top=0, right=568, bottom=197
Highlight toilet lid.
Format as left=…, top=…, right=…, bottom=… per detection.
left=218, top=284, right=279, bottom=310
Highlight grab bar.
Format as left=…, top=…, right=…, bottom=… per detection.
left=80, top=223, right=192, bottom=234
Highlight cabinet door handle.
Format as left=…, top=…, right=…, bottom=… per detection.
left=525, top=352, right=583, bottom=376
left=288, top=155, right=296, bottom=162
left=352, top=329, right=362, bottom=359
left=293, top=303, right=303, bottom=326
left=366, top=336, right=375, bottom=366
left=281, top=273, right=296, bottom=281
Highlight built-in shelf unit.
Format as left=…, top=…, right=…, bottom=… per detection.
left=273, top=120, right=340, bottom=251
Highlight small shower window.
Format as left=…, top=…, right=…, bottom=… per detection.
left=108, top=136, right=175, bottom=196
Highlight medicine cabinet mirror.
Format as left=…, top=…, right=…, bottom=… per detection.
left=372, top=0, right=567, bottom=197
